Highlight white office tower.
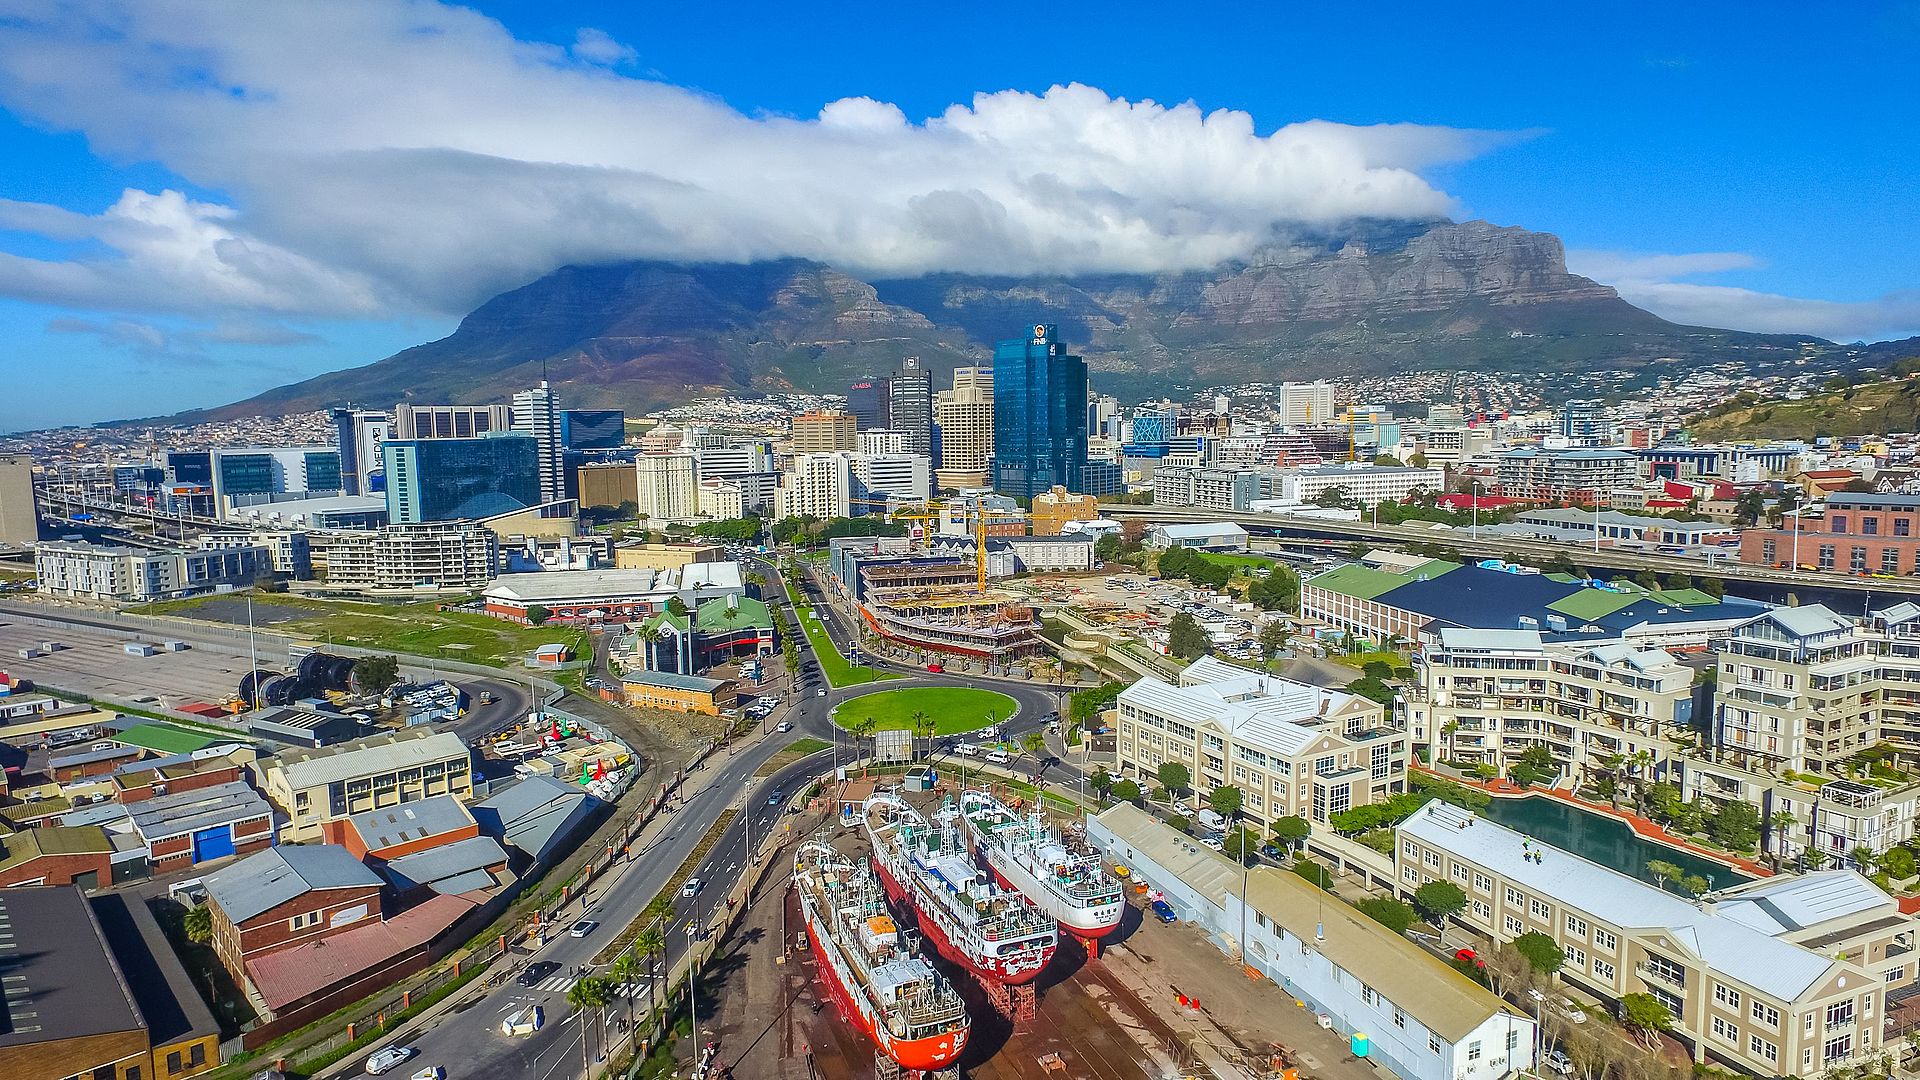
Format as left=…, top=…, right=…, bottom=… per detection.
left=511, top=382, right=564, bottom=503
left=935, top=366, right=994, bottom=491
left=777, top=453, right=856, bottom=520
left=635, top=452, right=700, bottom=523
left=1276, top=381, right=1336, bottom=426
left=856, top=454, right=932, bottom=504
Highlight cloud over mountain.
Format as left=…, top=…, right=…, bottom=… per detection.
left=0, top=1, right=1507, bottom=320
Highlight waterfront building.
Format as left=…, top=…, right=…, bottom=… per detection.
left=481, top=562, right=743, bottom=624
left=1142, top=522, right=1249, bottom=552
left=511, top=382, right=565, bottom=504
left=382, top=433, right=541, bottom=523
left=35, top=540, right=272, bottom=602
left=992, top=323, right=1088, bottom=499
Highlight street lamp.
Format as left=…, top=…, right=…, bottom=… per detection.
left=685, top=922, right=700, bottom=1067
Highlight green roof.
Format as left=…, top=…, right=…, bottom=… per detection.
left=1308, top=563, right=1416, bottom=601
left=1545, top=589, right=1639, bottom=621
left=1653, top=588, right=1718, bottom=607
left=643, top=596, right=773, bottom=634
left=0, top=826, right=111, bottom=871
left=1544, top=572, right=1584, bottom=583
left=115, top=722, right=222, bottom=755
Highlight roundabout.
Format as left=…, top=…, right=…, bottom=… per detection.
left=829, top=685, right=1018, bottom=735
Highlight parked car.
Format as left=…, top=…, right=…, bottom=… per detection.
left=568, top=919, right=598, bottom=938
left=1199, top=837, right=1223, bottom=851
left=1543, top=1050, right=1574, bottom=1076
left=1150, top=899, right=1178, bottom=924
left=363, top=1046, right=415, bottom=1075
left=926, top=663, right=944, bottom=673
left=516, top=961, right=560, bottom=988
left=681, top=877, right=704, bottom=897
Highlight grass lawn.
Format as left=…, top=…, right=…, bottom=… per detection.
left=133, top=592, right=589, bottom=669
left=784, top=579, right=895, bottom=688
left=1195, top=551, right=1276, bottom=573
left=1331, top=648, right=1407, bottom=671
left=831, top=687, right=1016, bottom=734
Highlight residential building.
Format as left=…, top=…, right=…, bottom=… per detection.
left=993, top=323, right=1089, bottom=499
left=1398, top=801, right=1887, bottom=1074
left=1740, top=492, right=1920, bottom=575
left=35, top=540, right=273, bottom=602
left=791, top=410, right=858, bottom=454
left=1030, top=485, right=1097, bottom=536
left=202, top=844, right=386, bottom=981
left=577, top=461, right=639, bottom=509
left=777, top=452, right=856, bottom=519
left=697, top=478, right=745, bottom=520
left=329, top=408, right=391, bottom=496
left=1142, top=522, right=1249, bottom=552
left=560, top=409, right=625, bottom=450
left=888, top=356, right=934, bottom=457
left=1398, top=628, right=1696, bottom=787
left=846, top=377, right=891, bottom=433
left=511, top=382, right=565, bottom=504
left=1560, top=400, right=1619, bottom=447
left=259, top=729, right=474, bottom=843
left=316, top=521, right=499, bottom=591
left=0, top=887, right=221, bottom=1080
left=614, top=670, right=738, bottom=714
left=1273, top=463, right=1446, bottom=507
left=692, top=442, right=775, bottom=481
left=635, top=451, right=700, bottom=523
left=934, top=366, right=994, bottom=490
left=382, top=433, right=541, bottom=523
left=1087, top=804, right=1534, bottom=1080
left=1115, top=657, right=1408, bottom=827
left=1276, top=380, right=1337, bottom=426
left=481, top=562, right=743, bottom=624
left=392, top=403, right=512, bottom=440
left=1495, top=448, right=1640, bottom=503
left=1153, top=467, right=1260, bottom=512
left=199, top=528, right=312, bottom=578
left=0, top=452, right=35, bottom=546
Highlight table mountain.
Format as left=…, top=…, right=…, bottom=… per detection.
left=179, top=219, right=1822, bottom=420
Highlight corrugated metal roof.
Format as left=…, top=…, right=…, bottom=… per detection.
left=473, top=774, right=595, bottom=862
left=245, top=893, right=476, bottom=1010
left=1120, top=662, right=1361, bottom=759
left=1090, top=802, right=1240, bottom=904
left=382, top=835, right=508, bottom=892
left=203, top=843, right=383, bottom=925
left=1715, top=870, right=1893, bottom=936
left=274, top=729, right=470, bottom=790
left=345, top=795, right=475, bottom=851
left=126, top=780, right=271, bottom=842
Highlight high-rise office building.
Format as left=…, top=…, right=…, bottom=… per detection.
left=791, top=411, right=858, bottom=454
left=887, top=356, right=933, bottom=458
left=208, top=447, right=343, bottom=508
left=383, top=434, right=541, bottom=523
left=1276, top=381, right=1336, bottom=426
left=635, top=452, right=700, bottom=523
left=992, top=324, right=1088, bottom=499
left=561, top=409, right=626, bottom=450
left=847, top=377, right=891, bottom=433
left=857, top=430, right=907, bottom=456
left=0, top=453, right=36, bottom=546
left=392, top=403, right=513, bottom=440
left=934, top=366, right=994, bottom=491
left=512, top=383, right=565, bottom=504
left=329, top=408, right=390, bottom=495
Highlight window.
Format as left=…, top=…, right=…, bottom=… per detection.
left=1885, top=548, right=1903, bottom=573
left=1819, top=544, right=1836, bottom=570
left=1711, top=1016, right=1738, bottom=1044
left=1864, top=517, right=1880, bottom=536
left=1715, top=984, right=1742, bottom=1011
left=1467, top=1041, right=1482, bottom=1062
left=1593, top=959, right=1616, bottom=981
left=1429, top=1033, right=1443, bottom=1055
left=1898, top=517, right=1913, bottom=537
left=1827, top=1000, right=1855, bottom=1027
left=1505, top=886, right=1524, bottom=906
left=1474, top=871, right=1492, bottom=893
left=1852, top=546, right=1869, bottom=572
left=289, top=910, right=322, bottom=931
left=1832, top=515, right=1849, bottom=533
left=1363, top=985, right=1376, bottom=1005
left=1564, top=945, right=1586, bottom=968
left=1452, top=863, right=1469, bottom=883
left=1751, top=1000, right=1779, bottom=1027
left=1404, top=865, right=1419, bottom=883
left=1749, top=1035, right=1778, bottom=1064
left=1393, top=1008, right=1407, bottom=1029
left=1565, top=914, right=1588, bottom=938
left=1643, top=952, right=1687, bottom=988
left=1824, top=1034, right=1853, bottom=1064
left=167, top=1053, right=182, bottom=1074
left=188, top=1045, right=205, bottom=1067
left=1594, top=927, right=1617, bottom=951
left=1762, top=538, right=1777, bottom=563
left=1504, top=914, right=1525, bottom=936
left=1473, top=900, right=1491, bottom=919
left=1530, top=897, right=1552, bottom=920
left=1425, top=850, right=1442, bottom=870
left=1888, top=966, right=1907, bottom=983
left=1403, top=839, right=1418, bottom=858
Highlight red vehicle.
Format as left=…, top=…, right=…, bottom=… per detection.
left=926, top=663, right=944, bottom=673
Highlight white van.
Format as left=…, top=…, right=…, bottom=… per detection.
left=984, top=749, right=1011, bottom=765
left=953, top=743, right=980, bottom=757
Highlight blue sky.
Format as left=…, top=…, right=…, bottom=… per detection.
left=0, top=1, right=1916, bottom=430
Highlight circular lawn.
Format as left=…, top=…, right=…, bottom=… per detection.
left=829, top=686, right=1018, bottom=735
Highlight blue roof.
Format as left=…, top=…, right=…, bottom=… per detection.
left=1371, top=563, right=1766, bottom=636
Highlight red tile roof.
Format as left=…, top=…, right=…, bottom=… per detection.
left=244, top=893, right=479, bottom=1010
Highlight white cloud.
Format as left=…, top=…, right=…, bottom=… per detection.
left=0, top=0, right=1504, bottom=318
left=1570, top=249, right=1920, bottom=341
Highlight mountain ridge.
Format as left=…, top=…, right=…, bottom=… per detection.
left=168, top=219, right=1830, bottom=423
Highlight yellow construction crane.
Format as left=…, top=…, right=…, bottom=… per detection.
left=856, top=497, right=991, bottom=594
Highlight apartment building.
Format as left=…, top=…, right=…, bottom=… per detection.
left=1495, top=447, right=1639, bottom=502
left=1030, top=485, right=1097, bottom=536
left=1398, top=802, right=1889, bottom=1075
left=316, top=522, right=498, bottom=591
left=1740, top=492, right=1920, bottom=575
left=260, top=729, right=474, bottom=842
left=635, top=451, right=700, bottom=523
left=35, top=540, right=273, bottom=602
left=776, top=452, right=856, bottom=519
left=1152, top=466, right=1259, bottom=512
left=1399, top=628, right=1697, bottom=786
left=1115, top=656, right=1409, bottom=827
left=1272, top=462, right=1446, bottom=507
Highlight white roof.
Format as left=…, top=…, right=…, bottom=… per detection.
left=1118, top=657, right=1365, bottom=758
left=1151, top=522, right=1249, bottom=539
left=1400, top=800, right=1843, bottom=1002
left=1436, top=628, right=1545, bottom=652
left=1714, top=870, right=1894, bottom=936
left=1747, top=604, right=1853, bottom=640
left=484, top=561, right=745, bottom=604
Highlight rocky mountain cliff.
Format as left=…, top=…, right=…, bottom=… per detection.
left=179, top=220, right=1823, bottom=421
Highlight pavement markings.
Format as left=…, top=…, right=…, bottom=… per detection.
left=535, top=975, right=578, bottom=994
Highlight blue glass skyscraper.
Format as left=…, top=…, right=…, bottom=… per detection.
left=992, top=323, right=1088, bottom=499
left=383, top=433, right=541, bottom=523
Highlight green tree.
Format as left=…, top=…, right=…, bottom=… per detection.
left=636, top=922, right=667, bottom=992
left=352, top=654, right=401, bottom=696
left=1711, top=801, right=1761, bottom=852
left=1879, top=846, right=1917, bottom=881
left=1247, top=567, right=1301, bottom=612
left=567, top=975, right=615, bottom=1073
left=1259, top=621, right=1287, bottom=660
left=1167, top=611, right=1211, bottom=659
left=1646, top=859, right=1684, bottom=892
left=1269, top=815, right=1311, bottom=853
left=1413, top=880, right=1468, bottom=945
left=1618, top=992, right=1674, bottom=1048
left=1156, top=761, right=1191, bottom=798
left=1094, top=533, right=1124, bottom=561
left=1508, top=743, right=1558, bottom=788
left=667, top=596, right=690, bottom=618
left=181, top=904, right=212, bottom=945
left=525, top=603, right=551, bottom=626
left=1361, top=659, right=1394, bottom=680
left=1313, top=486, right=1356, bottom=510
left=1069, top=681, right=1126, bottom=725
left=1290, top=857, right=1336, bottom=891
left=1344, top=677, right=1396, bottom=705
left=1372, top=453, right=1399, bottom=466
left=909, top=710, right=937, bottom=748
left=1512, top=931, right=1566, bottom=976
left=1207, top=785, right=1243, bottom=819
left=1110, top=778, right=1142, bottom=803
left=609, top=951, right=645, bottom=1027
left=1224, top=826, right=1261, bottom=863
left=1354, top=897, right=1417, bottom=934
left=1090, top=766, right=1114, bottom=800
left=1168, top=814, right=1192, bottom=834
left=1021, top=730, right=1046, bottom=759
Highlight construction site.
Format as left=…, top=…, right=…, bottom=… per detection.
left=856, top=567, right=1043, bottom=662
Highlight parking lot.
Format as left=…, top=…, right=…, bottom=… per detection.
left=0, top=615, right=277, bottom=707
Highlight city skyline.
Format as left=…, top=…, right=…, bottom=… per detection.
left=0, top=3, right=1914, bottom=427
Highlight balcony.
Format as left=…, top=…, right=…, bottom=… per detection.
left=1637, top=961, right=1687, bottom=991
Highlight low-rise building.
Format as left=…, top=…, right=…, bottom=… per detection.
left=472, top=774, right=599, bottom=870
left=202, top=844, right=386, bottom=987
left=1115, top=656, right=1408, bottom=827
left=1398, top=800, right=1887, bottom=1074
left=1494, top=447, right=1640, bottom=502
left=1029, top=485, right=1096, bottom=536
left=611, top=542, right=725, bottom=571
left=324, top=794, right=479, bottom=861
left=126, top=779, right=274, bottom=871
left=1088, top=803, right=1534, bottom=1080
left=620, top=594, right=775, bottom=675
left=1152, top=467, right=1260, bottom=513
left=0, top=825, right=113, bottom=888
left=1271, top=462, right=1446, bottom=507
left=482, top=562, right=744, bottom=624
left=614, top=670, right=737, bottom=715
left=1740, top=491, right=1920, bottom=575
left=1143, top=522, right=1249, bottom=552
left=35, top=540, right=273, bottom=602
left=259, top=729, right=474, bottom=843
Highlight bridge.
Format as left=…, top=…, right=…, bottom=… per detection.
left=1097, top=504, right=1920, bottom=607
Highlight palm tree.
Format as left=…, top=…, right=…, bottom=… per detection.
left=908, top=710, right=936, bottom=754
left=568, top=976, right=613, bottom=1072
left=610, top=951, right=645, bottom=1029
left=1852, top=844, right=1877, bottom=873
left=1768, top=810, right=1797, bottom=869
left=637, top=624, right=664, bottom=672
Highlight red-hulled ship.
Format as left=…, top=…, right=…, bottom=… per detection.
left=959, top=790, right=1124, bottom=946
left=794, top=838, right=970, bottom=1072
left=863, top=791, right=1056, bottom=985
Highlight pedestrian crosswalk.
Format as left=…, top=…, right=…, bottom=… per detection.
left=533, top=975, right=577, bottom=994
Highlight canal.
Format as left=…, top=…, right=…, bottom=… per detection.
left=1476, top=794, right=1755, bottom=891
